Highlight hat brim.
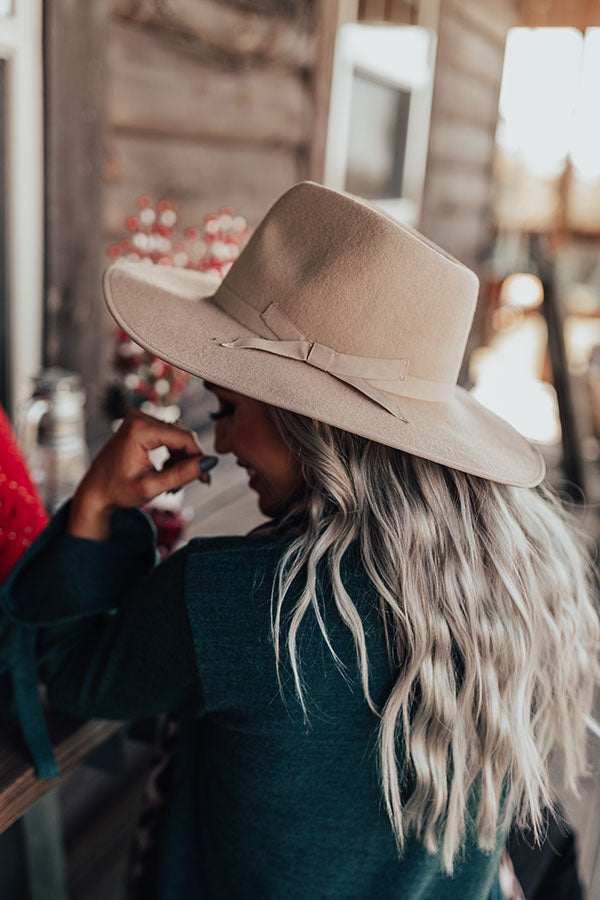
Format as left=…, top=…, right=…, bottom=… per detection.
left=104, top=260, right=545, bottom=488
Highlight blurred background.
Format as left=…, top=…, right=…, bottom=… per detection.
left=1, top=1, right=600, bottom=897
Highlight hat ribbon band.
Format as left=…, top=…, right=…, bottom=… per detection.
left=222, top=335, right=408, bottom=420
left=214, top=289, right=452, bottom=420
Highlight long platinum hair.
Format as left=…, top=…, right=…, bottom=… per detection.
left=268, top=407, right=600, bottom=874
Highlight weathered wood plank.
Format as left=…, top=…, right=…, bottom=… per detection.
left=111, top=0, right=316, bottom=68
left=520, top=0, right=600, bottom=28
left=308, top=0, right=344, bottom=181
left=356, top=0, right=419, bottom=25
left=420, top=0, right=511, bottom=286
left=422, top=168, right=492, bottom=217
left=387, top=0, right=419, bottom=24
left=431, top=64, right=501, bottom=129
left=102, top=132, right=301, bottom=235
left=0, top=716, right=121, bottom=834
left=437, top=7, right=506, bottom=83
left=428, top=117, right=496, bottom=168
left=358, top=0, right=388, bottom=20
left=421, top=208, right=489, bottom=267
left=444, top=0, right=514, bottom=46
left=107, top=20, right=310, bottom=147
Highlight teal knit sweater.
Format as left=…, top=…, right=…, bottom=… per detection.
left=0, top=505, right=505, bottom=899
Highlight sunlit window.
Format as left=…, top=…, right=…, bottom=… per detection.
left=473, top=26, right=600, bottom=453
left=497, top=28, right=582, bottom=179
left=570, top=29, right=600, bottom=181
left=0, top=1, right=43, bottom=411
left=495, top=26, right=600, bottom=231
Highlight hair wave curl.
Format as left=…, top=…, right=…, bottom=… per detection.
left=268, top=407, right=600, bottom=874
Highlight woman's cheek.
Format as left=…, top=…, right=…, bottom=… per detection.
left=213, top=421, right=231, bottom=455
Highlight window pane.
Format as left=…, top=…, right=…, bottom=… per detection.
left=0, top=0, right=13, bottom=17
left=345, top=70, right=411, bottom=199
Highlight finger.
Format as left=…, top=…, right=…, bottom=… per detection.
left=140, top=453, right=205, bottom=500
left=128, top=414, right=204, bottom=456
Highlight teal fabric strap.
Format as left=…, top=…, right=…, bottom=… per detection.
left=0, top=501, right=157, bottom=780
left=11, top=626, right=59, bottom=779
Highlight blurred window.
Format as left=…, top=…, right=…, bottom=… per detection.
left=345, top=70, right=411, bottom=199
left=0, top=1, right=43, bottom=414
left=495, top=26, right=600, bottom=233
left=324, top=23, right=436, bottom=227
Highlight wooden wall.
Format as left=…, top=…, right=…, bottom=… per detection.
left=420, top=0, right=518, bottom=270
left=44, top=0, right=339, bottom=440
left=520, top=0, right=600, bottom=28
left=44, top=0, right=514, bottom=436
left=105, top=0, right=322, bottom=236
left=358, top=0, right=419, bottom=22
left=353, top=0, right=512, bottom=281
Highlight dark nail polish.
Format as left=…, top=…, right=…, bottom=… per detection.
left=198, top=455, right=218, bottom=474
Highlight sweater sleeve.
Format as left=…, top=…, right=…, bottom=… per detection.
left=0, top=502, right=203, bottom=778
left=37, top=542, right=204, bottom=721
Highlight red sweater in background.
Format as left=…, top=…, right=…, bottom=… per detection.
left=0, top=405, right=48, bottom=582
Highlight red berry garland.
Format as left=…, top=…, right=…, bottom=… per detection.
left=105, top=197, right=249, bottom=415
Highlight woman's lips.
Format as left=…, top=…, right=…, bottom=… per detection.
left=236, top=460, right=260, bottom=491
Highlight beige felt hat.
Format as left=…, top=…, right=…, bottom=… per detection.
left=103, top=181, right=545, bottom=487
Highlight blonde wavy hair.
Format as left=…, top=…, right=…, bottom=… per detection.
left=268, top=407, right=600, bottom=875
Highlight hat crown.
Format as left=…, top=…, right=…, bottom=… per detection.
left=217, top=182, right=479, bottom=386
left=103, top=180, right=545, bottom=486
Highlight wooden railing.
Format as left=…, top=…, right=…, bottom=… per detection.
left=0, top=713, right=121, bottom=834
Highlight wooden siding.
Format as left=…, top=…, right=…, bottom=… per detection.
left=419, top=0, right=516, bottom=270
left=111, top=0, right=317, bottom=67
left=358, top=0, right=419, bottom=23
left=106, top=22, right=311, bottom=148
left=44, top=0, right=338, bottom=440
left=520, top=0, right=600, bottom=28
left=105, top=0, right=323, bottom=243
left=99, top=0, right=336, bottom=430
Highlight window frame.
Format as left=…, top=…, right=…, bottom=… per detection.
left=0, top=0, right=43, bottom=414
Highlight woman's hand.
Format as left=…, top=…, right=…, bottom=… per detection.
left=67, top=411, right=207, bottom=541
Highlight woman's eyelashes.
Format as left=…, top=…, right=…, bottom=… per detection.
left=209, top=400, right=235, bottom=421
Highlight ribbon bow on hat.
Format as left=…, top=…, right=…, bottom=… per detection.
left=215, top=287, right=456, bottom=422
left=217, top=294, right=410, bottom=421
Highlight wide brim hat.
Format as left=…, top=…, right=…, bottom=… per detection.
left=103, top=181, right=545, bottom=487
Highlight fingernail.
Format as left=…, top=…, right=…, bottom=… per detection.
left=198, top=455, right=218, bottom=474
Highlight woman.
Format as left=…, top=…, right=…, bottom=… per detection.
left=2, top=182, right=598, bottom=898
